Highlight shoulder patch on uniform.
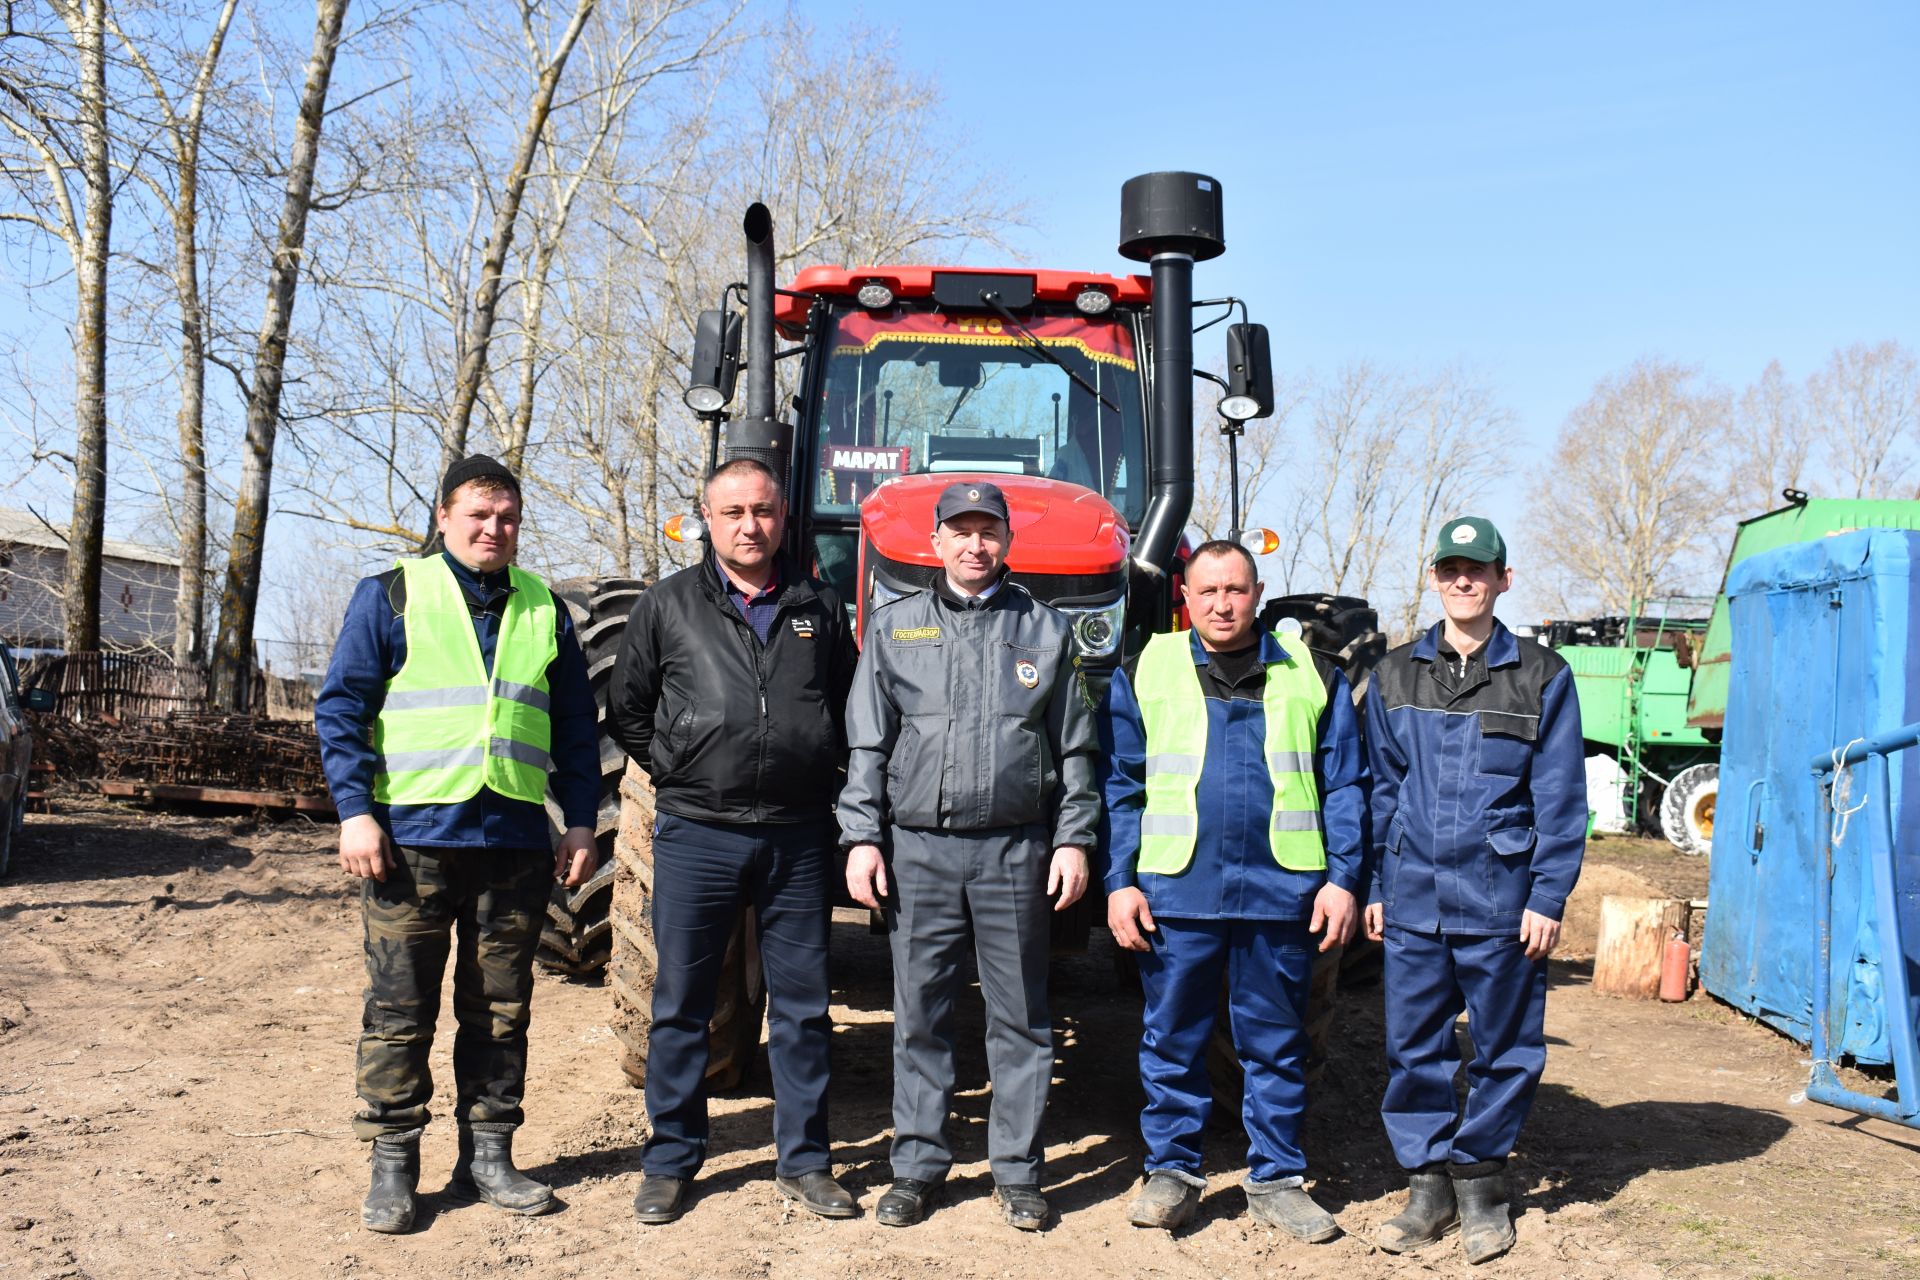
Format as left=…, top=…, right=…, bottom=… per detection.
left=891, top=626, right=941, bottom=642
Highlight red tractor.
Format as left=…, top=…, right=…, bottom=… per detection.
left=543, top=173, right=1383, bottom=1091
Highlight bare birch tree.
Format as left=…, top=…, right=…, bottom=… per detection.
left=1730, top=358, right=1812, bottom=513
left=437, top=0, right=597, bottom=478
left=1805, top=340, right=1919, bottom=499
left=1307, top=362, right=1419, bottom=600
left=108, top=0, right=241, bottom=663
left=210, top=0, right=350, bottom=709
left=1530, top=357, right=1734, bottom=617
left=0, top=0, right=114, bottom=650
left=1395, top=368, right=1517, bottom=637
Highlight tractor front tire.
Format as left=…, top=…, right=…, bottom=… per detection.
left=536, top=577, right=646, bottom=979
left=1660, top=763, right=1719, bottom=858
left=607, top=762, right=767, bottom=1091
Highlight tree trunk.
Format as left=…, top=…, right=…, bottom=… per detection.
left=61, top=0, right=111, bottom=654
left=209, top=0, right=349, bottom=709
left=172, top=208, right=208, bottom=666
left=439, top=0, right=597, bottom=478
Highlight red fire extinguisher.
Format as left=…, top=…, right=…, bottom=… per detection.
left=1659, top=931, right=1691, bottom=1002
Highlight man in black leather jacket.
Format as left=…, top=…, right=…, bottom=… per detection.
left=608, top=458, right=857, bottom=1225
left=840, top=481, right=1099, bottom=1232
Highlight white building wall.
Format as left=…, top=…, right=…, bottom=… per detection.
left=0, top=543, right=181, bottom=651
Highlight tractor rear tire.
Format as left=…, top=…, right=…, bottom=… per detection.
left=536, top=577, right=646, bottom=978
left=1257, top=594, right=1388, bottom=704
left=607, top=762, right=766, bottom=1091
left=1207, top=942, right=1346, bottom=1120
left=1660, top=763, right=1718, bottom=858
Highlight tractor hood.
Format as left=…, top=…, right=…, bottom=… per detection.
left=860, top=474, right=1130, bottom=579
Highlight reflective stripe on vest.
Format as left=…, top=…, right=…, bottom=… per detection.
left=371, top=557, right=558, bottom=806
left=1132, top=630, right=1328, bottom=874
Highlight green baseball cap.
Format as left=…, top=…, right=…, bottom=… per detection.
left=1431, top=515, right=1507, bottom=565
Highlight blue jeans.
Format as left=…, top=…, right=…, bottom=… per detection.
left=1381, top=925, right=1549, bottom=1168
left=1135, top=917, right=1314, bottom=1182
left=640, top=813, right=834, bottom=1179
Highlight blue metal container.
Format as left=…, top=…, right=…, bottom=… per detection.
left=1700, top=530, right=1920, bottom=1067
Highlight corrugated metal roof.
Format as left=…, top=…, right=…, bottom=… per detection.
left=0, top=507, right=181, bottom=568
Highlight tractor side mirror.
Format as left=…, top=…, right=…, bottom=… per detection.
left=1224, top=323, right=1275, bottom=420
left=684, top=309, right=742, bottom=414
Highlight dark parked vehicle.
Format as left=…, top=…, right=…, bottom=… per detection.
left=0, top=642, right=57, bottom=877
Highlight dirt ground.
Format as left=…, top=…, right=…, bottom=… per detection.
left=3, top=802, right=1917, bottom=1280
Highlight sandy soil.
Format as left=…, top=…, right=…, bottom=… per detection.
left=2, top=800, right=1916, bottom=1280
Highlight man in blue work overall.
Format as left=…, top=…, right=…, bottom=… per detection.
left=1099, top=540, right=1367, bottom=1237
left=1363, top=516, right=1586, bottom=1264
left=316, top=454, right=602, bottom=1234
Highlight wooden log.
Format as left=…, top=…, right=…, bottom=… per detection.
left=1593, top=895, right=1688, bottom=998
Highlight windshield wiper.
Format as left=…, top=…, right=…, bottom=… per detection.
left=980, top=293, right=1120, bottom=415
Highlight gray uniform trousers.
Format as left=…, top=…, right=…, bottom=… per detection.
left=886, top=823, right=1053, bottom=1186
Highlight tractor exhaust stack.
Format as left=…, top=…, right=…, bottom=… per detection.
left=725, top=202, right=790, bottom=480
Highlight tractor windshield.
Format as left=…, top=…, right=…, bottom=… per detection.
left=809, top=306, right=1148, bottom=526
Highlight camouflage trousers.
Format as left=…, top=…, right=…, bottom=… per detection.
left=352, top=845, right=551, bottom=1141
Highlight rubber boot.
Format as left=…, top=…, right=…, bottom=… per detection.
left=448, top=1125, right=555, bottom=1215
left=360, top=1128, right=422, bottom=1234
left=1454, top=1169, right=1516, bottom=1264
left=1374, top=1169, right=1458, bottom=1254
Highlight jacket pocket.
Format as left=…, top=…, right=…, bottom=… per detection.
left=1487, top=826, right=1536, bottom=857
left=1477, top=714, right=1536, bottom=777
left=886, top=714, right=944, bottom=826
left=990, top=716, right=1046, bottom=824
left=652, top=703, right=693, bottom=779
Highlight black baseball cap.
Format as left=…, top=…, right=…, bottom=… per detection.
left=934, top=480, right=1010, bottom=525
left=440, top=453, right=522, bottom=504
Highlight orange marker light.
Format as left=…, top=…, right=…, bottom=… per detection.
left=1241, top=527, right=1281, bottom=555
left=664, top=513, right=704, bottom=544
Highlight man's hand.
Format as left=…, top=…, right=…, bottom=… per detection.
left=1309, top=883, right=1359, bottom=953
left=339, top=813, right=393, bottom=882
left=554, top=826, right=597, bottom=887
left=1520, top=909, right=1561, bottom=961
left=1047, top=845, right=1089, bottom=912
left=1106, top=886, right=1156, bottom=952
left=1364, top=901, right=1385, bottom=942
left=846, top=843, right=888, bottom=910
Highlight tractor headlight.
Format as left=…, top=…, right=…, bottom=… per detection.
left=869, top=573, right=913, bottom=610
left=1060, top=597, right=1126, bottom=660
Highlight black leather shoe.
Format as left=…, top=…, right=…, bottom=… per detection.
left=631, top=1174, right=690, bottom=1225
left=776, top=1171, right=857, bottom=1219
left=995, top=1183, right=1049, bottom=1232
left=876, top=1178, right=939, bottom=1227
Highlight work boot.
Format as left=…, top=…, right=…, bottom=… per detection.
left=1245, top=1178, right=1339, bottom=1243
left=631, top=1174, right=690, bottom=1225
left=1127, top=1171, right=1203, bottom=1230
left=360, top=1128, right=422, bottom=1234
left=995, top=1183, right=1050, bottom=1232
left=875, top=1178, right=940, bottom=1227
left=1375, top=1168, right=1459, bottom=1253
left=1453, top=1168, right=1516, bottom=1264
left=448, top=1125, right=555, bottom=1216
left=775, top=1170, right=857, bottom=1219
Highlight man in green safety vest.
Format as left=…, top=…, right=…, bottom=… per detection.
left=1099, top=540, right=1368, bottom=1237
left=316, top=455, right=602, bottom=1235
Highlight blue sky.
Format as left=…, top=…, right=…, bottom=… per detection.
left=812, top=0, right=1919, bottom=537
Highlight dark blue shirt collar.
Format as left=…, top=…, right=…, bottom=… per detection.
left=1412, top=617, right=1518, bottom=667
left=441, top=551, right=512, bottom=605
left=1185, top=628, right=1292, bottom=666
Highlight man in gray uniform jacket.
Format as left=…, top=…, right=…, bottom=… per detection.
left=840, top=480, right=1100, bottom=1233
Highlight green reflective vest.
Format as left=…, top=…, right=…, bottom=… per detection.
left=1133, top=629, right=1327, bottom=875
left=371, top=556, right=558, bottom=807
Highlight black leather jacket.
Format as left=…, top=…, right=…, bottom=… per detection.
left=608, top=552, right=856, bottom=824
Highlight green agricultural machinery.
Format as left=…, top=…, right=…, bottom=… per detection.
left=1545, top=493, right=1920, bottom=856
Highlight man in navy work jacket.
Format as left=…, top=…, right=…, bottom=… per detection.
left=1100, top=539, right=1367, bottom=1238
left=609, top=457, right=858, bottom=1226
left=316, top=454, right=601, bottom=1234
left=1362, top=516, right=1585, bottom=1265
